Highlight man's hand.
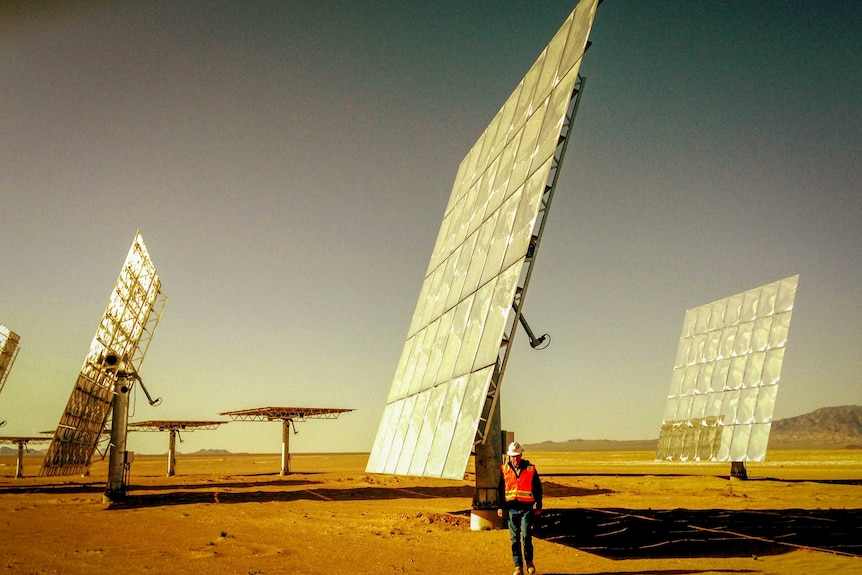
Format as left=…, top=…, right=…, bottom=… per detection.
left=497, top=509, right=504, bottom=519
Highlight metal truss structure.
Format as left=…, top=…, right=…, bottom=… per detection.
left=40, top=232, right=166, bottom=477
left=220, top=407, right=353, bottom=422
left=128, top=420, right=226, bottom=432
left=477, top=73, right=587, bottom=450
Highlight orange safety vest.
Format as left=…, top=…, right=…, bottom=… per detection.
left=502, top=463, right=536, bottom=503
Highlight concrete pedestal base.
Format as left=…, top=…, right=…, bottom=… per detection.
left=471, top=509, right=503, bottom=531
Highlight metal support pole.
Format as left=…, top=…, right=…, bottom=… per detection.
left=281, top=419, right=291, bottom=476
left=15, top=442, right=24, bottom=478
left=105, top=376, right=132, bottom=501
left=471, top=393, right=503, bottom=530
left=167, top=429, right=177, bottom=477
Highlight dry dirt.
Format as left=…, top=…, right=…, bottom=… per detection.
left=1, top=450, right=860, bottom=574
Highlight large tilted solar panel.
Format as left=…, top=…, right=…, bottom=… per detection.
left=0, top=325, right=21, bottom=396
left=41, top=231, right=166, bottom=476
left=656, top=275, right=799, bottom=462
left=367, top=0, right=600, bottom=479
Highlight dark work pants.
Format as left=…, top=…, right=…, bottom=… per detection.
left=506, top=508, right=534, bottom=567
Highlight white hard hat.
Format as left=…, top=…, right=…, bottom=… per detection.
left=507, top=441, right=523, bottom=457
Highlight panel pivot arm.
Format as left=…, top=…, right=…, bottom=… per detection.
left=511, top=301, right=550, bottom=350
left=119, top=371, right=162, bottom=407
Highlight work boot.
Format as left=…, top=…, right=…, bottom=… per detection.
left=526, top=563, right=536, bottom=574
left=513, top=567, right=523, bottom=575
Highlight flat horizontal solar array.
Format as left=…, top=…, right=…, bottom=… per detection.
left=656, top=275, right=799, bottom=462
left=220, top=406, right=354, bottom=422
left=366, top=0, right=600, bottom=479
left=40, top=232, right=166, bottom=476
left=128, top=420, right=227, bottom=432
left=0, top=325, right=21, bottom=397
left=0, top=436, right=51, bottom=445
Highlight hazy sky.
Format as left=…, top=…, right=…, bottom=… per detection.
left=1, top=1, right=859, bottom=456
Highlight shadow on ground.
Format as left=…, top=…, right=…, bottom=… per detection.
left=100, top=480, right=606, bottom=509
left=0, top=478, right=318, bottom=495
left=543, top=570, right=758, bottom=575
left=0, top=483, right=105, bottom=495
left=544, top=473, right=862, bottom=487
left=107, top=484, right=477, bottom=508
left=535, top=508, right=862, bottom=559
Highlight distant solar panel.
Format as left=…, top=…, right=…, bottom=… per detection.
left=0, top=325, right=21, bottom=398
left=129, top=420, right=227, bottom=476
left=128, top=420, right=227, bottom=432
left=367, top=0, right=600, bottom=479
left=40, top=231, right=166, bottom=476
left=656, top=275, right=799, bottom=462
left=0, top=436, right=51, bottom=478
left=220, top=407, right=354, bottom=422
left=221, top=406, right=353, bottom=475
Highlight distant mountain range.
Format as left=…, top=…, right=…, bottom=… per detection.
left=181, top=449, right=234, bottom=456
left=524, top=405, right=862, bottom=452
left=769, top=405, right=862, bottom=449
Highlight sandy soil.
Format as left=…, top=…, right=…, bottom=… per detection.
left=1, top=450, right=860, bottom=575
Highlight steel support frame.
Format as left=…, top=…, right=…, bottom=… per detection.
left=471, top=76, right=587, bottom=512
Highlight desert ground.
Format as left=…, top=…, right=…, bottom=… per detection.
left=1, top=449, right=860, bottom=575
